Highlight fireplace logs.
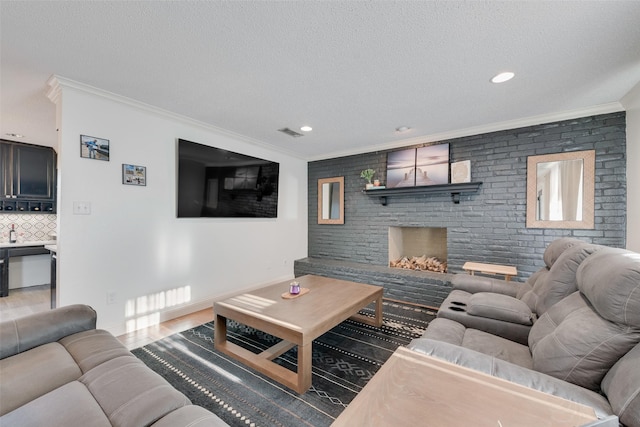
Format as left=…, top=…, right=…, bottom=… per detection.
left=390, top=255, right=447, bottom=273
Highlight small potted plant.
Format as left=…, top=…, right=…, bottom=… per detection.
left=360, top=168, right=376, bottom=189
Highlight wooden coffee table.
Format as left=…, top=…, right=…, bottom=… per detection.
left=332, top=346, right=604, bottom=427
left=213, top=274, right=383, bottom=393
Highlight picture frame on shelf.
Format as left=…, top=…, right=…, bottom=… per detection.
left=80, top=135, right=110, bottom=161
left=451, top=160, right=471, bottom=183
left=386, top=148, right=417, bottom=188
left=122, top=164, right=146, bottom=186
left=416, top=143, right=449, bottom=186
left=386, top=143, right=450, bottom=188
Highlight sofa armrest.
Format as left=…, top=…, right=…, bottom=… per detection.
left=406, top=338, right=615, bottom=420
left=452, top=274, right=520, bottom=297
left=467, top=293, right=535, bottom=325
left=0, top=304, right=96, bottom=360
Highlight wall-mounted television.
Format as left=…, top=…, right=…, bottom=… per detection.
left=177, top=139, right=279, bottom=218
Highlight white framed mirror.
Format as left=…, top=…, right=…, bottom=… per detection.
left=318, top=176, right=344, bottom=224
left=526, top=150, right=595, bottom=229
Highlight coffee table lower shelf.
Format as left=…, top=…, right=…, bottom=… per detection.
left=213, top=319, right=314, bottom=393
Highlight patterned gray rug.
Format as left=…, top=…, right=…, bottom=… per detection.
left=132, top=301, right=435, bottom=427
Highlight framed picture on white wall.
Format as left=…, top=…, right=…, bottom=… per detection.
left=122, top=164, right=146, bottom=186
left=80, top=135, right=109, bottom=161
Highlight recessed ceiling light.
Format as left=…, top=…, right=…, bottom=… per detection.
left=5, top=133, right=24, bottom=138
left=395, top=126, right=411, bottom=133
left=300, top=126, right=313, bottom=132
left=491, top=72, right=515, bottom=83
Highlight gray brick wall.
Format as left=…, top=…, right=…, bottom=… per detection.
left=297, top=112, right=626, bottom=306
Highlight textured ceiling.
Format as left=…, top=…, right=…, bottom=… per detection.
left=2, top=1, right=640, bottom=160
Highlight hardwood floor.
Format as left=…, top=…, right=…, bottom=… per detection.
left=0, top=285, right=213, bottom=351
left=0, top=285, right=50, bottom=322
left=117, top=308, right=214, bottom=350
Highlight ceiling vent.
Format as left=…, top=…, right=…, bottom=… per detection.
left=278, top=127, right=304, bottom=137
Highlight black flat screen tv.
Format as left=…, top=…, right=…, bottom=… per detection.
left=177, top=139, right=279, bottom=218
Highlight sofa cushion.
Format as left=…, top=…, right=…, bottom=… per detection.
left=422, top=318, right=533, bottom=368
left=0, top=342, right=82, bottom=416
left=577, top=248, right=640, bottom=327
left=517, top=238, right=585, bottom=309
left=151, top=405, right=230, bottom=427
left=519, top=243, right=599, bottom=316
left=0, top=381, right=111, bottom=427
left=80, top=355, right=191, bottom=427
left=514, top=268, right=543, bottom=300
left=59, top=329, right=132, bottom=373
left=542, top=237, right=585, bottom=268
left=461, top=329, right=533, bottom=369
left=529, top=292, right=640, bottom=391
left=467, top=293, right=534, bottom=325
left=601, top=342, right=640, bottom=427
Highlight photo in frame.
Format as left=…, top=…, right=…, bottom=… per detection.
left=386, top=148, right=417, bottom=188
left=80, top=135, right=110, bottom=161
left=386, top=143, right=450, bottom=188
left=416, top=143, right=449, bottom=185
left=122, top=164, right=146, bottom=186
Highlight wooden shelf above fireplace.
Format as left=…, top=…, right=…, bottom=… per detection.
left=364, top=181, right=482, bottom=205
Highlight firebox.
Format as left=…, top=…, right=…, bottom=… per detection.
left=388, top=226, right=447, bottom=272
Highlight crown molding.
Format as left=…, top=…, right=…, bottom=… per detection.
left=46, top=75, right=626, bottom=163
left=46, top=75, right=307, bottom=161
left=46, top=75, right=62, bottom=104
left=622, top=81, right=640, bottom=110
left=309, top=102, right=625, bottom=161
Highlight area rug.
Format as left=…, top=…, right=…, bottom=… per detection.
left=132, top=301, right=435, bottom=427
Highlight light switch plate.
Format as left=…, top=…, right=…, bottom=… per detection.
left=73, top=201, right=91, bottom=215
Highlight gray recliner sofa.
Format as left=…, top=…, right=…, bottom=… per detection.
left=438, top=237, right=599, bottom=344
left=409, top=246, right=640, bottom=427
left=0, top=304, right=228, bottom=427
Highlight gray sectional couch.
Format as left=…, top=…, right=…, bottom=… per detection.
left=0, top=304, right=228, bottom=427
left=409, top=241, right=640, bottom=427
left=438, top=237, right=600, bottom=344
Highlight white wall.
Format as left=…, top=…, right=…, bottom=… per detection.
left=622, top=81, right=640, bottom=252
left=49, top=78, right=308, bottom=335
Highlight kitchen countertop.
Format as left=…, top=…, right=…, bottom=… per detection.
left=0, top=240, right=56, bottom=249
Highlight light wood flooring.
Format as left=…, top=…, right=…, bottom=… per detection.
left=0, top=285, right=51, bottom=323
left=0, top=284, right=213, bottom=351
left=117, top=308, right=213, bottom=350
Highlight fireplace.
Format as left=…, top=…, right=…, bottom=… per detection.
left=389, top=226, right=447, bottom=272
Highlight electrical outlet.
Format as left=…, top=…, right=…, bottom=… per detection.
left=106, top=291, right=116, bottom=305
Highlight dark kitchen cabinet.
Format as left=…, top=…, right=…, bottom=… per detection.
left=0, top=140, right=56, bottom=213
left=0, top=143, right=7, bottom=202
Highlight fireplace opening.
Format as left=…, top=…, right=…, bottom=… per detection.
left=389, top=226, right=447, bottom=273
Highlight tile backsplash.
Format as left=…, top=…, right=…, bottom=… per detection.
left=0, top=214, right=57, bottom=243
